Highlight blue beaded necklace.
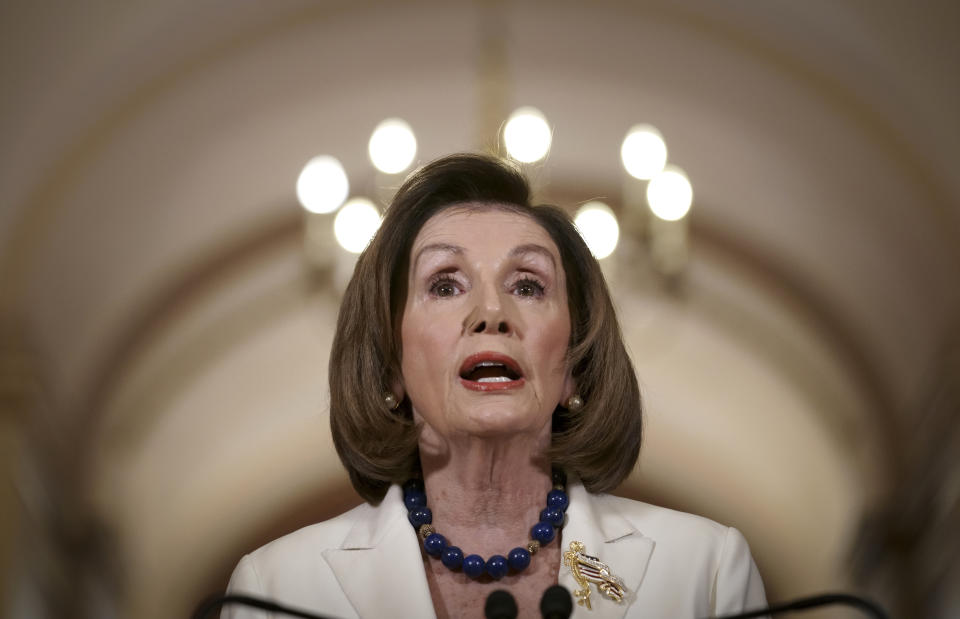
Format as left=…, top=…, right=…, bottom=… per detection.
left=403, top=468, right=569, bottom=581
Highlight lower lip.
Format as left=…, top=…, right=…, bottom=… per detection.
left=459, top=377, right=526, bottom=392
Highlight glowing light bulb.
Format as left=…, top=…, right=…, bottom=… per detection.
left=621, top=124, right=667, bottom=180
left=296, top=156, right=349, bottom=214
left=334, top=197, right=381, bottom=253
left=647, top=166, right=693, bottom=221
left=574, top=201, right=620, bottom=259
left=368, top=118, right=417, bottom=174
left=503, top=107, right=552, bottom=163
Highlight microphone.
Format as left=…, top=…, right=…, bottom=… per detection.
left=485, top=589, right=518, bottom=619
left=540, top=584, right=573, bottom=619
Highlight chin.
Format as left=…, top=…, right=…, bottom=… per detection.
left=455, top=402, right=549, bottom=439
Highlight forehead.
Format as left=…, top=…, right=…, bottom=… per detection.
left=411, top=206, right=560, bottom=259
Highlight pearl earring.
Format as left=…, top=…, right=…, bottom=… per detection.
left=384, top=392, right=400, bottom=410
left=565, top=394, right=584, bottom=412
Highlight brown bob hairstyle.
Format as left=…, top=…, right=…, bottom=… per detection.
left=329, top=153, right=642, bottom=503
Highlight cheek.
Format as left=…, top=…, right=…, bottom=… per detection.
left=401, top=325, right=428, bottom=383
left=401, top=315, right=453, bottom=388
left=549, top=305, right=572, bottom=351
left=533, top=312, right=571, bottom=373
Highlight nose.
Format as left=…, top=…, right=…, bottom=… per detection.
left=465, top=285, right=514, bottom=336
left=472, top=318, right=510, bottom=334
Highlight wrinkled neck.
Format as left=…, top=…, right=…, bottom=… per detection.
left=417, top=428, right=554, bottom=556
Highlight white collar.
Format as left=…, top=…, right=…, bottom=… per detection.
left=322, top=480, right=655, bottom=619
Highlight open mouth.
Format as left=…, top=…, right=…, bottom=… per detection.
left=458, top=352, right=525, bottom=391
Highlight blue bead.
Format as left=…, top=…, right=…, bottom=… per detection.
left=463, top=554, right=485, bottom=579
left=407, top=506, right=432, bottom=528
left=485, top=555, right=508, bottom=580
left=540, top=507, right=564, bottom=527
left=404, top=490, right=427, bottom=510
left=531, top=521, right=556, bottom=544
left=441, top=545, right=464, bottom=569
left=507, top=547, right=531, bottom=572
left=423, top=533, right=447, bottom=556
left=547, top=488, right=569, bottom=512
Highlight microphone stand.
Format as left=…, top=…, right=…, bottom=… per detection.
left=191, top=593, right=335, bottom=619
left=707, top=592, right=889, bottom=619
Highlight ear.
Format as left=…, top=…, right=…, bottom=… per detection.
left=390, top=377, right=405, bottom=402
left=561, top=371, right=576, bottom=403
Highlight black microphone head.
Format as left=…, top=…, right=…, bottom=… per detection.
left=540, top=584, right=573, bottom=619
left=485, top=589, right=518, bottom=619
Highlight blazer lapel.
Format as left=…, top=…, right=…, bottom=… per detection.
left=560, top=482, right=655, bottom=619
left=322, top=485, right=436, bottom=619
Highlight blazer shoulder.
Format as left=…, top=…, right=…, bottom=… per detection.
left=247, top=500, right=371, bottom=567
left=598, top=492, right=737, bottom=560
left=225, top=488, right=430, bottom=619
left=596, top=493, right=767, bottom=613
left=224, top=501, right=377, bottom=618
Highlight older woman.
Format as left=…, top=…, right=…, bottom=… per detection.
left=224, top=154, right=766, bottom=618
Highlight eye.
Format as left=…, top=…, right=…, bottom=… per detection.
left=513, top=277, right=545, bottom=297
left=428, top=275, right=463, bottom=298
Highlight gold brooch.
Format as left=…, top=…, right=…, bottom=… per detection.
left=563, top=541, right=626, bottom=610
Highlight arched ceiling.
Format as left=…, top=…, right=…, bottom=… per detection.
left=2, top=0, right=956, bottom=418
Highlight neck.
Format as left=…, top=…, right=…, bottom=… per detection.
left=417, top=428, right=554, bottom=558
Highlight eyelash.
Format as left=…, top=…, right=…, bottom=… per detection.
left=510, top=276, right=546, bottom=297
left=426, top=274, right=546, bottom=298
left=427, top=274, right=463, bottom=298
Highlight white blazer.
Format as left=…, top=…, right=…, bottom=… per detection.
left=224, top=481, right=767, bottom=618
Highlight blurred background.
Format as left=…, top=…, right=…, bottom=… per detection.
left=1, top=1, right=958, bottom=618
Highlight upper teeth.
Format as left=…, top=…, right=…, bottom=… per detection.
left=468, top=361, right=514, bottom=383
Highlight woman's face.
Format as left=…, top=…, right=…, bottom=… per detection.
left=400, top=207, right=572, bottom=441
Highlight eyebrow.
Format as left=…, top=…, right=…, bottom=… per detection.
left=412, top=243, right=463, bottom=271
left=412, top=242, right=557, bottom=271
left=509, top=243, right=557, bottom=269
